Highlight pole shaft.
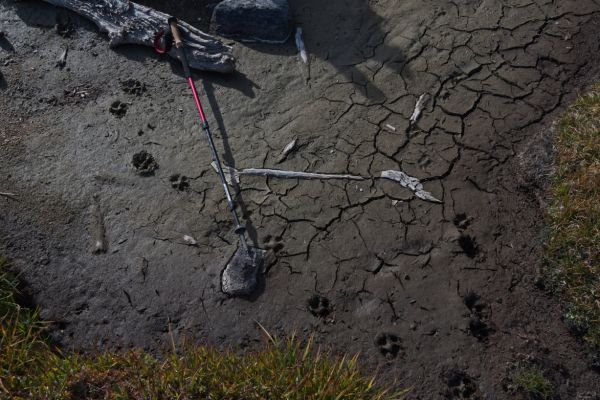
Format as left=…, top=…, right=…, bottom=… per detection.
left=187, top=78, right=247, bottom=250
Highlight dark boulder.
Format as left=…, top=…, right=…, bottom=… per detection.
left=211, top=0, right=292, bottom=43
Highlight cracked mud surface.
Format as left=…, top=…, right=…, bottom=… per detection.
left=1, top=0, right=600, bottom=397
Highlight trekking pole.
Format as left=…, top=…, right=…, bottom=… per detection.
left=168, top=18, right=248, bottom=252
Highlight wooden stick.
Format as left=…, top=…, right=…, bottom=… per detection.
left=0, top=191, right=18, bottom=201
left=237, top=168, right=365, bottom=181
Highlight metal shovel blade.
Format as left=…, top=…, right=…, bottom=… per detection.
left=221, top=246, right=265, bottom=297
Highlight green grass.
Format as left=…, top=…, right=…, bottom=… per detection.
left=0, top=258, right=402, bottom=399
left=513, top=368, right=555, bottom=400
left=544, top=82, right=600, bottom=351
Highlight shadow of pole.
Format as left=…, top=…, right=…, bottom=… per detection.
left=201, top=79, right=260, bottom=248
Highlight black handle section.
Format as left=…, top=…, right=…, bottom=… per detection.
left=175, top=46, right=192, bottom=78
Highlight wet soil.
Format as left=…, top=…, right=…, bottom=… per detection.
left=2, top=0, right=600, bottom=398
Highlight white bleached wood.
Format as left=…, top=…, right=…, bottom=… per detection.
left=380, top=170, right=441, bottom=203
left=237, top=168, right=365, bottom=182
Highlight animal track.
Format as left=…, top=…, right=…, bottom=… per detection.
left=109, top=100, right=128, bottom=117
left=458, top=234, right=478, bottom=258
left=463, top=292, right=492, bottom=340
left=169, top=174, right=189, bottom=191
left=453, top=213, right=470, bottom=230
left=468, top=318, right=491, bottom=340
left=132, top=150, right=158, bottom=176
left=307, top=295, right=331, bottom=317
left=121, top=79, right=146, bottom=96
left=418, top=153, right=432, bottom=168
left=262, top=234, right=283, bottom=252
left=375, top=333, right=402, bottom=359
left=443, top=369, right=480, bottom=399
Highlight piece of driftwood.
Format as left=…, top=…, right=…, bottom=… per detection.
left=56, top=45, right=68, bottom=68
left=237, top=168, right=365, bottom=182
left=210, top=162, right=442, bottom=203
left=380, top=170, right=441, bottom=203
left=0, top=191, right=18, bottom=201
left=90, top=195, right=107, bottom=254
left=409, top=93, right=427, bottom=127
left=276, top=138, right=297, bottom=163
left=42, top=0, right=235, bottom=73
left=182, top=235, right=198, bottom=246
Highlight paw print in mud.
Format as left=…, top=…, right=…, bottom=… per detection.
left=121, top=79, right=146, bottom=96
left=463, top=292, right=493, bottom=340
left=262, top=234, right=283, bottom=252
left=132, top=150, right=158, bottom=176
left=169, top=174, right=189, bottom=191
left=109, top=100, right=128, bottom=117
left=307, top=295, right=331, bottom=317
left=375, top=333, right=402, bottom=359
left=444, top=369, right=480, bottom=399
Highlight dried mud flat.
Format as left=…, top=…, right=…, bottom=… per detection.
left=2, top=0, right=600, bottom=398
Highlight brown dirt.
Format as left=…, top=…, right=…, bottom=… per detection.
left=1, top=0, right=600, bottom=398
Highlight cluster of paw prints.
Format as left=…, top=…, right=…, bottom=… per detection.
left=305, top=294, right=404, bottom=360
left=112, top=79, right=196, bottom=192
left=109, top=79, right=147, bottom=118
left=463, top=292, right=493, bottom=340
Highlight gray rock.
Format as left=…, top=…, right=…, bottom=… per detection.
left=221, top=246, right=265, bottom=296
left=211, top=0, right=292, bottom=43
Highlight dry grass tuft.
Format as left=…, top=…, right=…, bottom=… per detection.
left=0, top=258, right=403, bottom=399
left=544, top=82, right=600, bottom=351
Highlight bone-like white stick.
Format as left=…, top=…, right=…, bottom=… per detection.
left=380, top=170, right=441, bottom=203
left=210, top=162, right=442, bottom=203
left=0, top=191, right=18, bottom=201
left=237, top=168, right=365, bottom=181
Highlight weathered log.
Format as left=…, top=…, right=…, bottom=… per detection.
left=42, top=0, right=235, bottom=73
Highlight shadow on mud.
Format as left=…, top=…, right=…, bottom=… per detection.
left=291, top=0, right=409, bottom=101
left=136, top=0, right=409, bottom=101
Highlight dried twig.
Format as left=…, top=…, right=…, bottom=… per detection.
left=276, top=138, right=297, bottom=163
left=380, top=170, right=441, bottom=203
left=210, top=162, right=443, bottom=204
left=0, top=191, right=18, bottom=201
left=56, top=45, right=68, bottom=69
left=236, top=168, right=365, bottom=182
left=90, top=195, right=107, bottom=254
left=409, top=93, right=427, bottom=128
